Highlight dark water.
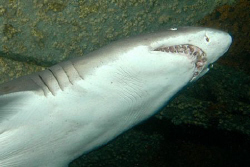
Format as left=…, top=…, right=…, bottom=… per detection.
left=70, top=117, right=250, bottom=167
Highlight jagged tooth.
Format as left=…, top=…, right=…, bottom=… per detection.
left=201, top=52, right=206, bottom=58
left=178, top=45, right=184, bottom=52
left=169, top=46, right=175, bottom=53
left=196, top=61, right=204, bottom=67
left=179, top=48, right=185, bottom=52
left=196, top=52, right=201, bottom=57
left=165, top=47, right=170, bottom=52
left=202, top=57, right=207, bottom=62
left=197, top=48, right=202, bottom=55
left=189, top=46, right=195, bottom=53
left=182, top=45, right=187, bottom=50
left=175, top=45, right=182, bottom=52
left=197, top=54, right=202, bottom=60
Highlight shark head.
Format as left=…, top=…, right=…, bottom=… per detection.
left=113, top=27, right=232, bottom=82
left=71, top=27, right=232, bottom=108
left=71, top=26, right=232, bottom=120
left=89, top=27, right=232, bottom=86
left=156, top=27, right=232, bottom=81
left=147, top=27, right=232, bottom=81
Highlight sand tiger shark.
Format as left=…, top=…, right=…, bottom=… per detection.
left=0, top=27, right=232, bottom=167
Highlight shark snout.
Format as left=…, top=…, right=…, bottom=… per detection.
left=220, top=31, right=232, bottom=53
left=205, top=30, right=232, bottom=64
left=224, top=33, right=232, bottom=53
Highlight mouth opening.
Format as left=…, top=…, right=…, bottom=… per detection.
left=154, top=44, right=207, bottom=81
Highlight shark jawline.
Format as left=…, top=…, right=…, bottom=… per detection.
left=154, top=44, right=207, bottom=81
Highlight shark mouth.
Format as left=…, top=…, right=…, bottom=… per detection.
left=154, top=44, right=207, bottom=81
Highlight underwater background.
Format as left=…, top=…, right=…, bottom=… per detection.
left=0, top=0, right=249, bottom=166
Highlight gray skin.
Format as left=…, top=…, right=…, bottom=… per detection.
left=0, top=27, right=232, bottom=167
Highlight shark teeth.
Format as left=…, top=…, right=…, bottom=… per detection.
left=154, top=44, right=207, bottom=81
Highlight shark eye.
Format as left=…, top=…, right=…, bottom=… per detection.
left=205, top=35, right=210, bottom=42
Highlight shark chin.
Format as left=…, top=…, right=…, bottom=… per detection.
left=0, top=27, right=232, bottom=167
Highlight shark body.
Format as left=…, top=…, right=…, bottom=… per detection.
left=0, top=27, right=232, bottom=167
